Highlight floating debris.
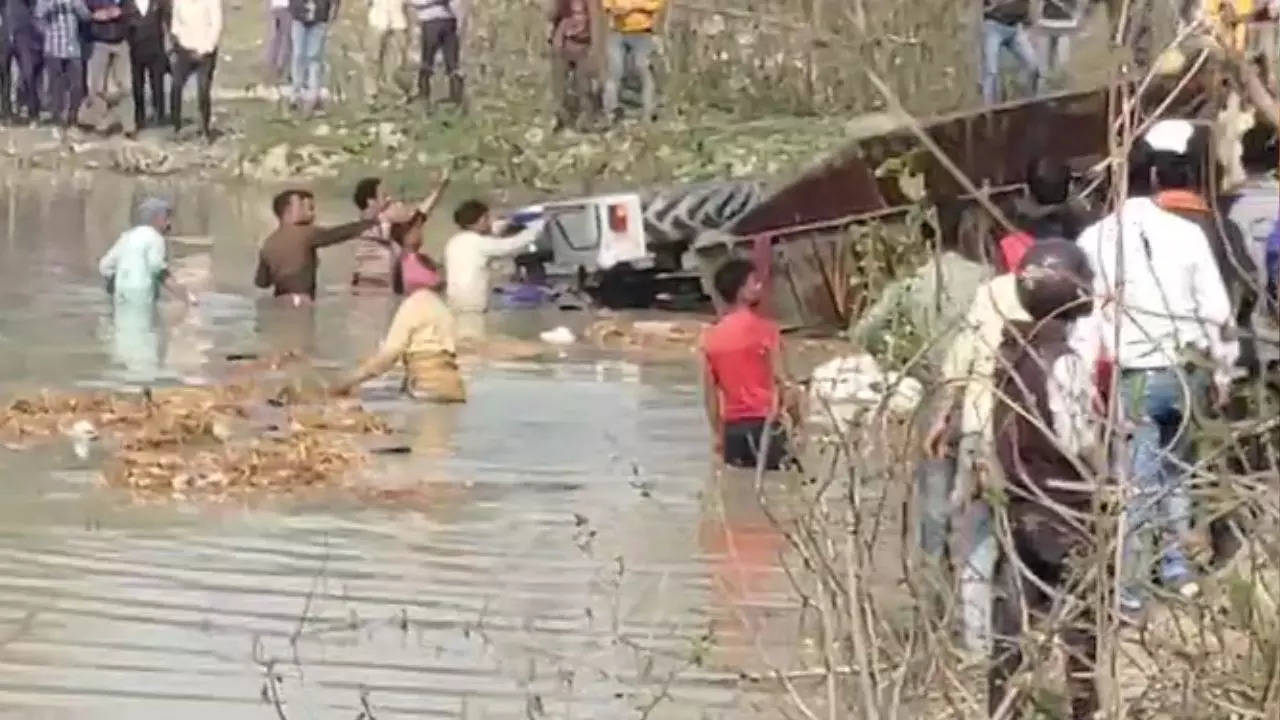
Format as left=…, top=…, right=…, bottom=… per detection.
left=1, top=371, right=392, bottom=500
left=539, top=326, right=576, bottom=345
left=807, top=354, right=924, bottom=432
left=584, top=318, right=706, bottom=355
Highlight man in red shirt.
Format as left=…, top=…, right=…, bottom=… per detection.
left=701, top=258, right=794, bottom=470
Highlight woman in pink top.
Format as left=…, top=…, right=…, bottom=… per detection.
left=391, top=213, right=443, bottom=295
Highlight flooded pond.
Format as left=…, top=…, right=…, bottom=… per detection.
left=0, top=172, right=803, bottom=719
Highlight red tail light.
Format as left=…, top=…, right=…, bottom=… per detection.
left=609, top=204, right=628, bottom=233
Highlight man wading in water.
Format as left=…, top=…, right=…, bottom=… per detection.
left=255, top=189, right=413, bottom=304
left=701, top=258, right=797, bottom=470
left=332, top=284, right=465, bottom=402
left=443, top=199, right=544, bottom=343
left=350, top=172, right=451, bottom=291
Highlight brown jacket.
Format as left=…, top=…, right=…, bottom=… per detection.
left=254, top=220, right=374, bottom=298
left=992, top=319, right=1093, bottom=514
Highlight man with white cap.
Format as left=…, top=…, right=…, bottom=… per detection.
left=99, top=197, right=197, bottom=306
left=1077, top=118, right=1237, bottom=616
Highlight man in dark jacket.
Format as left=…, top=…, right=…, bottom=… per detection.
left=988, top=239, right=1101, bottom=720
left=127, top=0, right=165, bottom=130
left=981, top=0, right=1042, bottom=104
left=6, top=0, right=42, bottom=122
left=81, top=0, right=135, bottom=134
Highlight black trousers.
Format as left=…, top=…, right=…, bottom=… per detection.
left=13, top=37, right=42, bottom=119
left=131, top=52, right=167, bottom=129
left=722, top=419, right=792, bottom=471
left=0, top=35, right=11, bottom=118
left=989, top=503, right=1098, bottom=720
left=171, top=46, right=215, bottom=136
left=418, top=18, right=461, bottom=103
left=45, top=57, right=84, bottom=127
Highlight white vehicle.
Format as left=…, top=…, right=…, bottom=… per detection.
left=512, top=182, right=763, bottom=308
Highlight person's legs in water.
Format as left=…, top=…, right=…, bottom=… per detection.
left=722, top=419, right=793, bottom=471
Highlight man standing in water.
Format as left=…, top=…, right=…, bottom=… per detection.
left=98, top=198, right=196, bottom=381
left=443, top=199, right=544, bottom=341
left=701, top=258, right=795, bottom=470
left=255, top=189, right=412, bottom=303
left=351, top=173, right=450, bottom=290
left=99, top=197, right=196, bottom=305
left=332, top=285, right=465, bottom=402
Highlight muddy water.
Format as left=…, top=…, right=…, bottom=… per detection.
left=0, top=172, right=803, bottom=719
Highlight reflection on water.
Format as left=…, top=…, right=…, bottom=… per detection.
left=0, top=171, right=805, bottom=719
left=107, top=302, right=164, bottom=385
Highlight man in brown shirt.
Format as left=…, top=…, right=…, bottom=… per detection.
left=254, top=189, right=411, bottom=301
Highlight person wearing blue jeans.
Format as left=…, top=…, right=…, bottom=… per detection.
left=1118, top=367, right=1206, bottom=609
left=1078, top=119, right=1241, bottom=616
left=288, top=0, right=337, bottom=111
left=981, top=1, right=1042, bottom=104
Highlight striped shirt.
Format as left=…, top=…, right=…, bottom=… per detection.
left=34, top=0, right=90, bottom=58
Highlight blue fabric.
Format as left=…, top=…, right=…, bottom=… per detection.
left=290, top=19, right=327, bottom=103
left=1119, top=367, right=1207, bottom=603
left=980, top=19, right=1041, bottom=104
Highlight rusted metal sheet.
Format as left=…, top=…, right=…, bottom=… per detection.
left=729, top=87, right=1115, bottom=239
left=713, top=78, right=1220, bottom=330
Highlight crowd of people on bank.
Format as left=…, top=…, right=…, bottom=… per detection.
left=0, top=0, right=669, bottom=138
left=980, top=1, right=1280, bottom=103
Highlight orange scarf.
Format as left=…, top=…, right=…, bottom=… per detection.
left=1154, top=189, right=1210, bottom=214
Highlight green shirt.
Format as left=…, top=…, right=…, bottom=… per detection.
left=849, top=251, right=992, bottom=372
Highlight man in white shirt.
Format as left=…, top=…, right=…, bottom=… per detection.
left=99, top=197, right=196, bottom=306
left=1077, top=119, right=1237, bottom=613
left=98, top=197, right=197, bottom=384
left=170, top=0, right=222, bottom=140
left=443, top=199, right=543, bottom=340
